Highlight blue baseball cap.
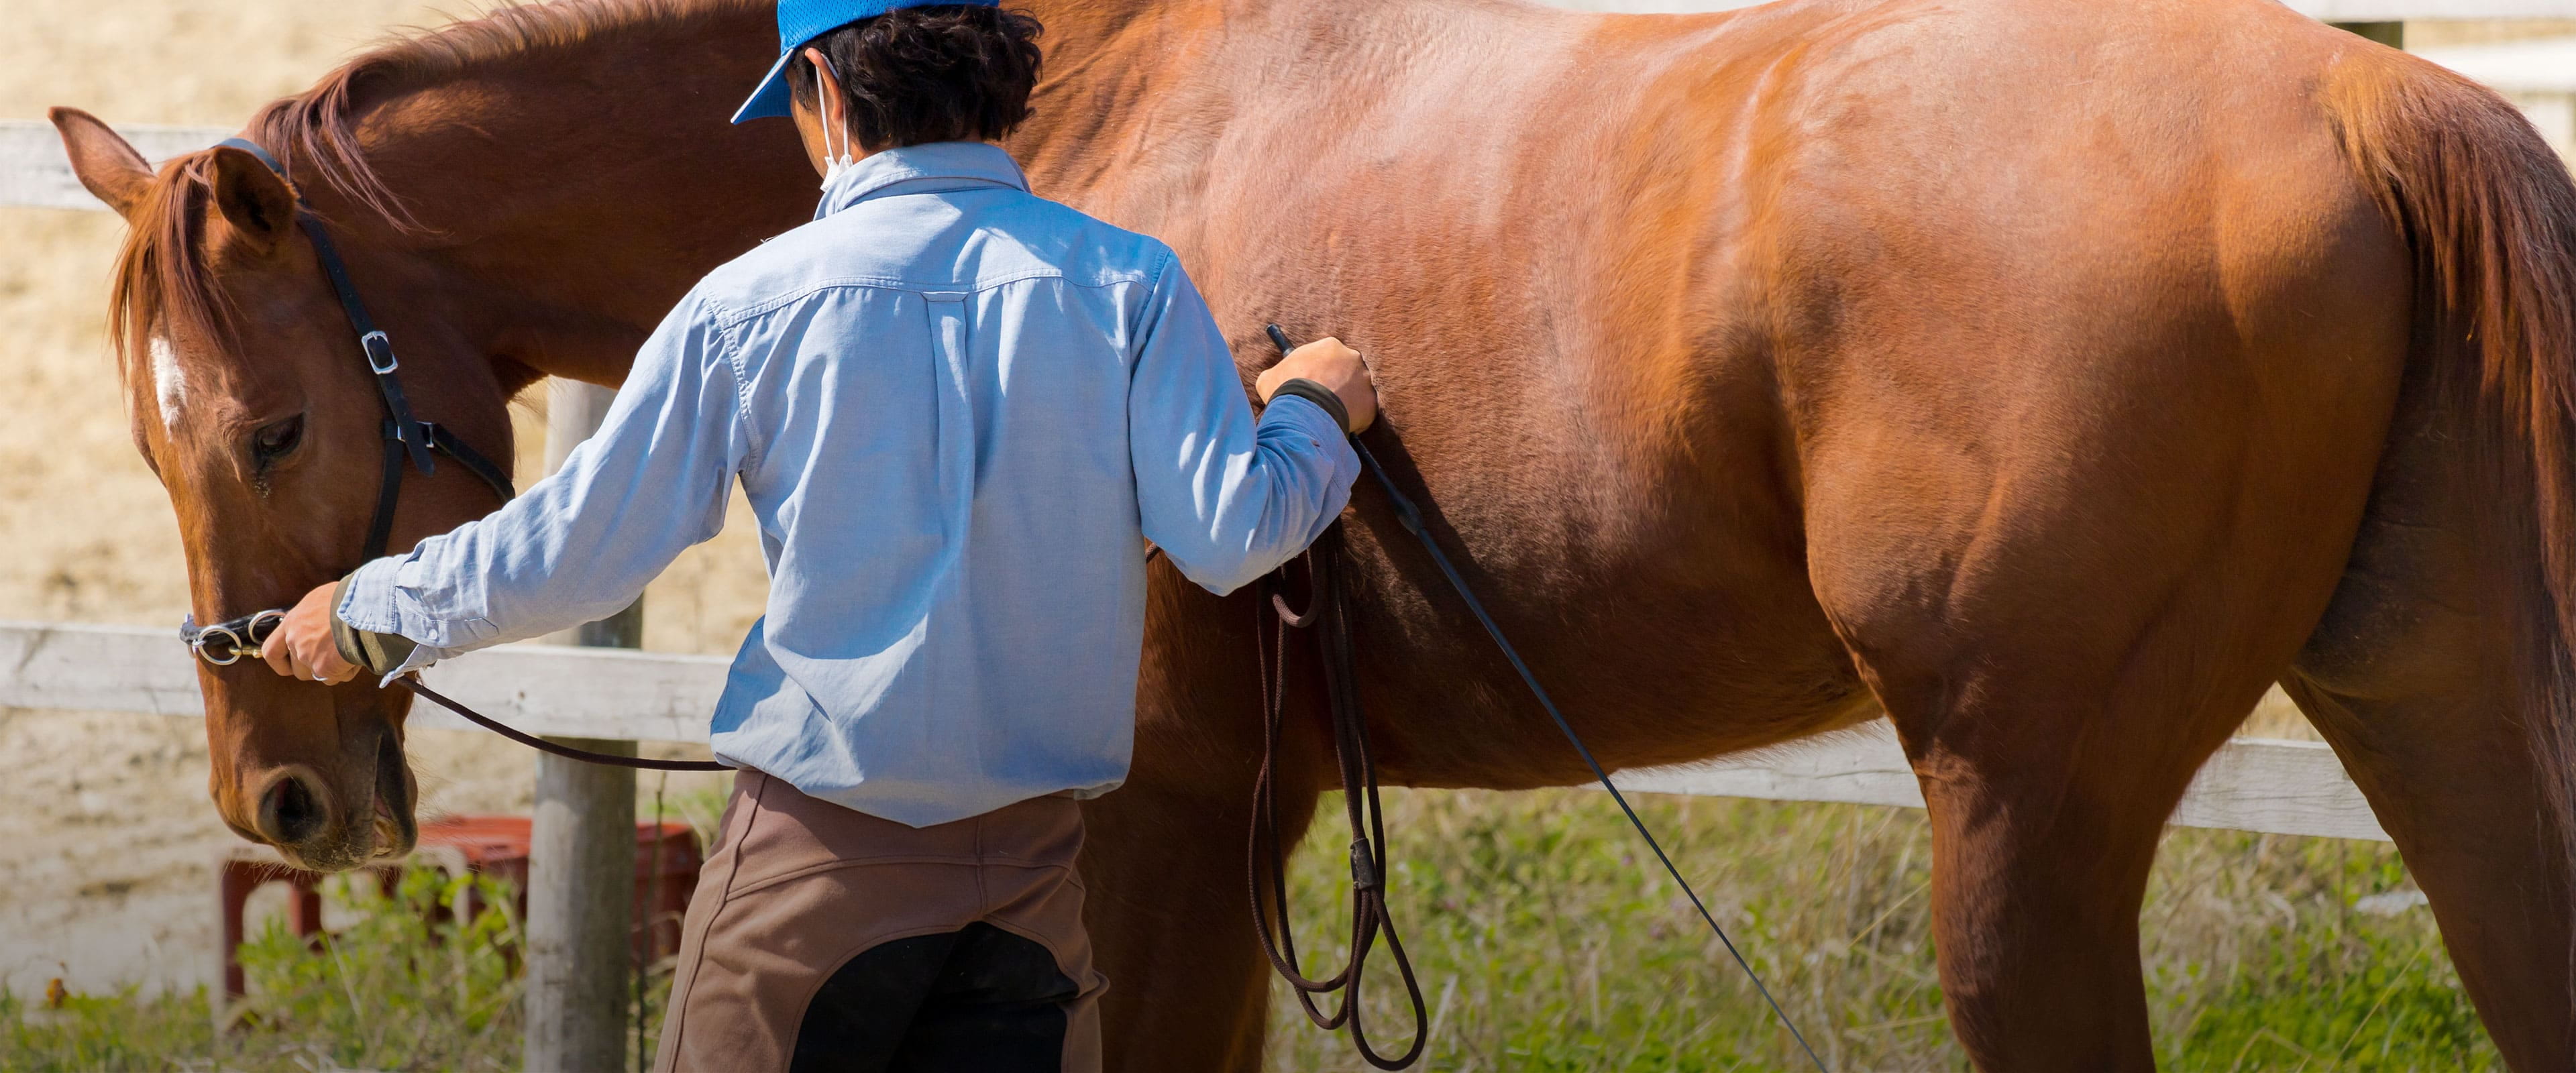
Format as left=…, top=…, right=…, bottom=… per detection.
left=731, top=0, right=1000, bottom=124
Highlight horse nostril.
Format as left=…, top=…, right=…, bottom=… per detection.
left=257, top=774, right=328, bottom=845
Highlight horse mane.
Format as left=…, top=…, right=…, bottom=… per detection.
left=108, top=0, right=763, bottom=374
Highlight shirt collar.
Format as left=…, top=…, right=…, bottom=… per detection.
left=815, top=142, right=1032, bottom=218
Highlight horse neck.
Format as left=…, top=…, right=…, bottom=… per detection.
left=318, top=0, right=1442, bottom=389
left=323, top=0, right=1215, bottom=392
left=307, top=0, right=814, bottom=390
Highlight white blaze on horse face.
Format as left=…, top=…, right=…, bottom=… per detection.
left=149, top=335, right=186, bottom=431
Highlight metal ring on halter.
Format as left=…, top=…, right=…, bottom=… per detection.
left=183, top=608, right=286, bottom=666
left=193, top=624, right=246, bottom=665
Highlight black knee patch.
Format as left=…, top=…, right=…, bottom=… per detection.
left=792, top=923, right=1075, bottom=1073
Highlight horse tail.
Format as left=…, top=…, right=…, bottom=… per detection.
left=2327, top=50, right=2576, bottom=873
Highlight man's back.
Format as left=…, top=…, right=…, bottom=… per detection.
left=706, top=142, right=1248, bottom=824
left=343, top=142, right=1358, bottom=826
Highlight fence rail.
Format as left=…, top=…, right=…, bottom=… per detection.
left=0, top=620, right=2390, bottom=842
left=0, top=620, right=725, bottom=741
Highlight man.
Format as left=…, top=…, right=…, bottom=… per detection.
left=260, top=0, right=1379, bottom=1068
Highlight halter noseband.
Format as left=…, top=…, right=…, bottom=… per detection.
left=180, top=608, right=285, bottom=666
left=177, top=137, right=517, bottom=667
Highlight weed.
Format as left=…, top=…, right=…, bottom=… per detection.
left=0, top=865, right=525, bottom=1072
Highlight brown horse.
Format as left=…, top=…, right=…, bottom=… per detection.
left=51, top=0, right=2576, bottom=1065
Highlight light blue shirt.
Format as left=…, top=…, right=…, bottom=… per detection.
left=339, top=142, right=1360, bottom=826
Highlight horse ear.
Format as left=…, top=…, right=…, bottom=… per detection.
left=49, top=107, right=152, bottom=218
left=207, top=146, right=298, bottom=256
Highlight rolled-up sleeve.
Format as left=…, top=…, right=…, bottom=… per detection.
left=337, top=289, right=751, bottom=661
left=1128, top=254, right=1360, bottom=595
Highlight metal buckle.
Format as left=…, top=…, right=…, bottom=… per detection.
left=360, top=331, right=398, bottom=376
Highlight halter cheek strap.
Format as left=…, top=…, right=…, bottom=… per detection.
left=173, top=141, right=728, bottom=777
left=211, top=137, right=517, bottom=561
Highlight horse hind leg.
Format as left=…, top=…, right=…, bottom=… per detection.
left=1829, top=592, right=2292, bottom=1069
left=1805, top=414, right=2372, bottom=1068
left=2283, top=376, right=2576, bottom=1068
left=1795, top=188, right=2403, bottom=1065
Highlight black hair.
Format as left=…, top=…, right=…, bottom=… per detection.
left=785, top=6, right=1045, bottom=151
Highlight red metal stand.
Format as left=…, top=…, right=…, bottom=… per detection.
left=217, top=815, right=700, bottom=999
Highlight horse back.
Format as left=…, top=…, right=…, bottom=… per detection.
left=1028, top=0, right=2421, bottom=784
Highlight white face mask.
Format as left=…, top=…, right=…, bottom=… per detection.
left=816, top=62, right=855, bottom=190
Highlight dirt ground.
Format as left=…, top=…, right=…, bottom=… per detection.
left=0, top=0, right=2566, bottom=1001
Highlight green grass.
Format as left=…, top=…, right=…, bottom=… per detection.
left=1261, top=788, right=2491, bottom=1072
left=0, top=867, right=530, bottom=1072
left=0, top=790, right=2495, bottom=1071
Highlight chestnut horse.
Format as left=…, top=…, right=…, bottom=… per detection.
left=52, top=0, right=2576, bottom=1065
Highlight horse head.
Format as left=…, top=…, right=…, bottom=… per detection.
left=43, top=0, right=808, bottom=872
left=50, top=107, right=527, bottom=871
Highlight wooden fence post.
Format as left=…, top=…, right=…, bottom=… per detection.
left=525, top=379, right=641, bottom=1072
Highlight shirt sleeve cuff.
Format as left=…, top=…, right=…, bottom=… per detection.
left=333, top=559, right=449, bottom=683
left=1269, top=378, right=1350, bottom=433
left=334, top=557, right=408, bottom=636
left=380, top=642, right=447, bottom=683
left=1261, top=393, right=1363, bottom=482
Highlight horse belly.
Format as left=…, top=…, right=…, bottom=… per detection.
left=1322, top=328, right=1871, bottom=790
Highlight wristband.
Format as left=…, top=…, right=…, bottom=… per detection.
left=329, top=573, right=419, bottom=676
left=1269, top=378, right=1352, bottom=434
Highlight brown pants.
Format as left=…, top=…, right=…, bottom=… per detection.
left=654, top=771, right=1106, bottom=1073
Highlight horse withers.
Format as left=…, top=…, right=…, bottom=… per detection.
left=52, top=0, right=2576, bottom=1065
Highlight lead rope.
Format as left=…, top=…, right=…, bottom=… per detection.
left=397, top=677, right=728, bottom=772
left=1258, top=325, right=1829, bottom=1072
left=1249, top=532, right=1428, bottom=1070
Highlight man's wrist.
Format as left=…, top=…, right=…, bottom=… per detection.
left=329, top=573, right=418, bottom=676
left=1269, top=378, right=1352, bottom=434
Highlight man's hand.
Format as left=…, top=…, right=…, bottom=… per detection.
left=264, top=582, right=360, bottom=685
left=1257, top=337, right=1378, bottom=433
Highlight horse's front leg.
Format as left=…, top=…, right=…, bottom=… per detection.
left=1083, top=582, right=1326, bottom=1071
left=1080, top=757, right=1317, bottom=1072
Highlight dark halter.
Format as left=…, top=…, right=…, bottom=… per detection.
left=180, top=137, right=513, bottom=669
left=172, top=139, right=727, bottom=775
left=215, top=137, right=519, bottom=561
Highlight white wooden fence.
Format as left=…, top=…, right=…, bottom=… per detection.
left=0, top=619, right=2392, bottom=841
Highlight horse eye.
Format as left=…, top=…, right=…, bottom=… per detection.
left=250, top=415, right=305, bottom=466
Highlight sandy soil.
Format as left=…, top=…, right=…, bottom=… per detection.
left=0, top=0, right=2565, bottom=999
